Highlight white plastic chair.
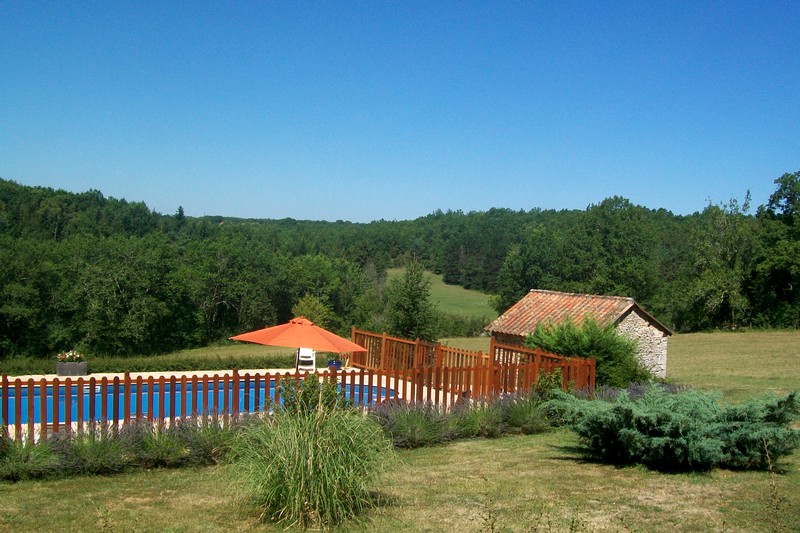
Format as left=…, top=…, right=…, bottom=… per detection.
left=296, top=347, right=316, bottom=372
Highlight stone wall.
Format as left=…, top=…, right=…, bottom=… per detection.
left=491, top=332, right=526, bottom=347
left=616, top=309, right=668, bottom=378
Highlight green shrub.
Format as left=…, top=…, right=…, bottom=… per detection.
left=50, top=425, right=127, bottom=476
left=548, top=387, right=800, bottom=472
left=278, top=373, right=347, bottom=415
left=232, top=407, right=393, bottom=529
left=0, top=440, right=60, bottom=481
left=437, top=312, right=492, bottom=337
left=371, top=401, right=451, bottom=448
left=166, top=415, right=241, bottom=466
left=527, top=318, right=651, bottom=387
left=716, top=392, right=800, bottom=469
left=450, top=402, right=506, bottom=439
left=496, top=392, right=549, bottom=435
left=119, top=420, right=189, bottom=468
left=532, top=369, right=564, bottom=399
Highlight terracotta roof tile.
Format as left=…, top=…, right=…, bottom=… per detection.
left=486, top=289, right=669, bottom=337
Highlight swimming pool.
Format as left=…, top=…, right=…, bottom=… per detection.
left=0, top=379, right=393, bottom=425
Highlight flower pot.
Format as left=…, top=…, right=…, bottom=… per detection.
left=57, top=361, right=88, bottom=376
left=327, top=360, right=342, bottom=370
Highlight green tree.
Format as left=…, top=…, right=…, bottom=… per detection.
left=752, top=171, right=800, bottom=326
left=673, top=195, right=757, bottom=330
left=385, top=261, right=439, bottom=341
left=291, top=294, right=335, bottom=329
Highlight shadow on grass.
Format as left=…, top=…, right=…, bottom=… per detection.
left=546, top=442, right=735, bottom=476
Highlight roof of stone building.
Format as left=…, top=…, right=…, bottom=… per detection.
left=485, top=289, right=672, bottom=337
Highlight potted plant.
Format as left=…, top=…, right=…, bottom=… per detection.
left=56, top=350, right=88, bottom=376
left=327, top=355, right=342, bottom=370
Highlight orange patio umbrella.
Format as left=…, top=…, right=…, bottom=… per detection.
left=229, top=316, right=366, bottom=353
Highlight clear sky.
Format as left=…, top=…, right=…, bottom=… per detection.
left=2, top=2, right=799, bottom=222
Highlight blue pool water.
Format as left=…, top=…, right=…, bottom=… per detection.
left=1, top=380, right=393, bottom=425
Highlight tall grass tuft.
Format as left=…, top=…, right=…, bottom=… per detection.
left=371, top=401, right=451, bottom=448
left=0, top=439, right=59, bottom=481
left=495, top=392, right=550, bottom=435
left=119, top=420, right=189, bottom=468
left=232, top=406, right=394, bottom=529
left=450, top=401, right=506, bottom=439
left=50, top=424, right=127, bottom=476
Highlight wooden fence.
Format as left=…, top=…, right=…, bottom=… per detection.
left=351, top=328, right=492, bottom=370
left=349, top=328, right=595, bottom=392
left=1, top=369, right=392, bottom=442
left=1, top=352, right=594, bottom=442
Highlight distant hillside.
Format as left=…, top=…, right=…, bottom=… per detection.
left=387, top=268, right=498, bottom=320
left=3, top=173, right=800, bottom=349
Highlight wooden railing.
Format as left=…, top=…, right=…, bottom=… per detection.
left=350, top=328, right=595, bottom=393
left=351, top=328, right=491, bottom=370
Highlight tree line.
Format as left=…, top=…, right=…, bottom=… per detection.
left=1, top=171, right=798, bottom=358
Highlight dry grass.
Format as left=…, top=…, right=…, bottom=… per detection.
left=1, top=430, right=796, bottom=532
left=365, top=430, right=800, bottom=533
left=668, top=331, right=800, bottom=403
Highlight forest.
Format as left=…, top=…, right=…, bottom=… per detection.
left=1, top=171, right=798, bottom=358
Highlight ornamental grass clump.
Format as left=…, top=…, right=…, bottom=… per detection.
left=168, top=414, right=241, bottom=466
left=495, top=391, right=550, bottom=435
left=548, top=387, right=800, bottom=472
left=118, top=420, right=189, bottom=469
left=232, top=405, right=394, bottom=529
left=450, top=401, right=506, bottom=439
left=370, top=400, right=452, bottom=448
left=49, top=425, right=127, bottom=476
left=0, top=440, right=59, bottom=481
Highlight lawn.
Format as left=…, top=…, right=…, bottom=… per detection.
left=2, top=430, right=796, bottom=532
left=1, top=331, right=798, bottom=532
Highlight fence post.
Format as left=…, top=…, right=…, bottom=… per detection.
left=124, top=372, right=131, bottom=425
left=232, top=368, right=240, bottom=420
left=52, top=377, right=60, bottom=435
left=380, top=332, right=388, bottom=370
left=15, top=379, right=24, bottom=442
left=1, top=374, right=8, bottom=440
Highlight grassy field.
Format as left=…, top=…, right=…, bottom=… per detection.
left=1, top=331, right=798, bottom=532
left=387, top=268, right=498, bottom=319
left=667, top=330, right=800, bottom=403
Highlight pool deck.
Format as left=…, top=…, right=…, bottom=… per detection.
left=3, top=367, right=343, bottom=383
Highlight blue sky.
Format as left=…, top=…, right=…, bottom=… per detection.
left=2, top=2, right=799, bottom=222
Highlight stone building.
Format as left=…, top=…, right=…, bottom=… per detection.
left=486, top=289, right=671, bottom=378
